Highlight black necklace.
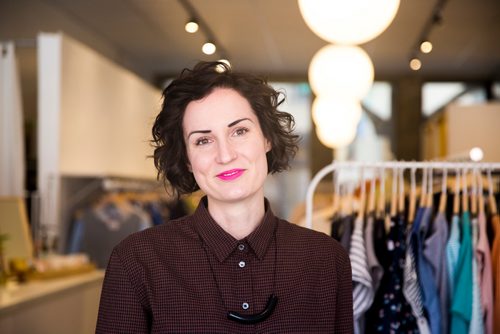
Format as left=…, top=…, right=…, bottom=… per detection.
left=200, top=231, right=278, bottom=325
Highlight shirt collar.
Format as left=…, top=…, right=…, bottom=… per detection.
left=193, top=196, right=277, bottom=262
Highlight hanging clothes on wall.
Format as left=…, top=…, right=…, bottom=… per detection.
left=67, top=190, right=190, bottom=268
left=0, top=42, right=25, bottom=197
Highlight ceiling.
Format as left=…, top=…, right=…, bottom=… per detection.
left=1, top=0, right=500, bottom=86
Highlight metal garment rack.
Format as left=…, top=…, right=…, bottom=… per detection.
left=305, top=161, right=500, bottom=229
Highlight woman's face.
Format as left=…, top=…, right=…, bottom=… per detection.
left=183, top=88, right=271, bottom=206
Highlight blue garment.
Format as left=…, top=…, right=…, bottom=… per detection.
left=446, top=215, right=461, bottom=302
left=410, top=207, right=441, bottom=334
left=146, top=202, right=164, bottom=226
left=469, top=217, right=484, bottom=334
left=67, top=203, right=150, bottom=268
left=425, top=212, right=449, bottom=334
left=450, top=211, right=473, bottom=334
left=67, top=217, right=84, bottom=253
left=403, top=208, right=431, bottom=334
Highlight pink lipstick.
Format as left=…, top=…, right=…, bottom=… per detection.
left=216, top=169, right=245, bottom=181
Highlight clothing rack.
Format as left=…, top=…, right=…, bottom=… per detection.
left=102, top=177, right=161, bottom=192
left=305, top=161, right=500, bottom=229
left=65, top=176, right=161, bottom=209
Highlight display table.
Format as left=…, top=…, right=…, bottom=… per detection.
left=0, top=270, right=104, bottom=334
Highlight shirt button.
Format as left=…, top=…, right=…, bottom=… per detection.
left=238, top=261, right=246, bottom=268
left=238, top=244, right=245, bottom=251
left=242, top=302, right=249, bottom=310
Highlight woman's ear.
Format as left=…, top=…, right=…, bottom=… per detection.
left=265, top=139, right=272, bottom=153
left=187, top=162, right=192, bottom=172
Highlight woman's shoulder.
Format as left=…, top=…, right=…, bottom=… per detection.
left=277, top=219, right=348, bottom=259
left=112, top=214, right=199, bottom=257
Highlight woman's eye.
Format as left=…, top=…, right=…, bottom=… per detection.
left=234, top=127, right=249, bottom=136
left=195, top=137, right=210, bottom=146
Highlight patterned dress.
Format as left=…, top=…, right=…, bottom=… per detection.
left=366, top=213, right=419, bottom=333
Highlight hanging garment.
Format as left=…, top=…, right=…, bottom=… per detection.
left=331, top=214, right=354, bottom=252
left=145, top=201, right=164, bottom=226
left=489, top=214, right=500, bottom=334
left=373, top=214, right=389, bottom=270
left=424, top=211, right=449, bottom=334
left=366, top=214, right=419, bottom=333
left=469, top=216, right=484, bottom=334
left=349, top=216, right=374, bottom=334
left=477, top=212, right=493, bottom=334
left=450, top=211, right=473, bottom=334
left=68, top=203, right=151, bottom=268
left=364, top=212, right=384, bottom=292
left=446, top=214, right=461, bottom=301
left=411, top=207, right=441, bottom=334
left=403, top=207, right=431, bottom=334
left=0, top=42, right=25, bottom=196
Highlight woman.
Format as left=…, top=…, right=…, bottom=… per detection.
left=96, top=61, right=353, bottom=333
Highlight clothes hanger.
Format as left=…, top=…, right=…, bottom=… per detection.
left=390, top=167, right=397, bottom=218
left=357, top=167, right=366, bottom=221
left=367, top=169, right=376, bottom=214
left=438, top=168, right=447, bottom=214
left=462, top=168, right=469, bottom=213
left=478, top=169, right=485, bottom=216
left=377, top=167, right=386, bottom=219
left=471, top=168, right=478, bottom=216
left=420, top=167, right=428, bottom=209
left=487, top=168, right=498, bottom=215
left=426, top=167, right=433, bottom=208
left=398, top=168, right=405, bottom=215
left=408, top=167, right=417, bottom=223
left=453, top=168, right=461, bottom=215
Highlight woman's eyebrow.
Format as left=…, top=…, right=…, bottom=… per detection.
left=187, top=118, right=253, bottom=138
left=187, top=129, right=210, bottom=139
left=228, top=118, right=252, bottom=127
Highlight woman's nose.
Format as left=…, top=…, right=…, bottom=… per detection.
left=215, top=139, right=237, bottom=164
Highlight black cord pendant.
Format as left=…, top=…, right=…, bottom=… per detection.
left=227, top=294, right=278, bottom=324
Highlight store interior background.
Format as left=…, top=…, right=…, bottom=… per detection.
left=1, top=0, right=500, bottom=332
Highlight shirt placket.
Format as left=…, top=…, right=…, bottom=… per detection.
left=228, top=242, right=254, bottom=314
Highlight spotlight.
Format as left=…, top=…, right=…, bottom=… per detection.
left=202, top=42, right=216, bottom=55
left=185, top=19, right=199, bottom=33
left=410, top=58, right=421, bottom=71
left=420, top=41, right=433, bottom=53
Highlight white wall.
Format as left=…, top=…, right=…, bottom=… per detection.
left=38, top=32, right=161, bottom=234
left=446, top=102, right=500, bottom=162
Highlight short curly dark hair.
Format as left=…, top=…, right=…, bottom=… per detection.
left=152, top=61, right=300, bottom=196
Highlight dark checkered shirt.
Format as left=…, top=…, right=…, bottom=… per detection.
left=96, top=197, right=353, bottom=333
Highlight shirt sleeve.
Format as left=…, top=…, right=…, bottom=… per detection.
left=96, top=248, right=151, bottom=333
left=334, top=247, right=354, bottom=333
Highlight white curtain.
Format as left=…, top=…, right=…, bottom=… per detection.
left=0, top=42, right=25, bottom=197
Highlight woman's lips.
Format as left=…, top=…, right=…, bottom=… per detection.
left=216, top=169, right=245, bottom=181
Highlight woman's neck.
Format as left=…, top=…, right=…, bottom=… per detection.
left=207, top=196, right=266, bottom=240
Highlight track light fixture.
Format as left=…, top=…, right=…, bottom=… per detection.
left=420, top=41, right=433, bottom=54
left=179, top=0, right=229, bottom=60
left=410, top=58, right=422, bottom=71
left=202, top=42, right=216, bottom=55
left=185, top=19, right=199, bottom=33
left=408, top=0, right=448, bottom=71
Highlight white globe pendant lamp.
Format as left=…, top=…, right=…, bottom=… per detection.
left=311, top=95, right=362, bottom=127
left=312, top=95, right=361, bottom=148
left=298, top=0, right=400, bottom=45
left=316, top=122, right=358, bottom=149
left=308, top=44, right=374, bottom=99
